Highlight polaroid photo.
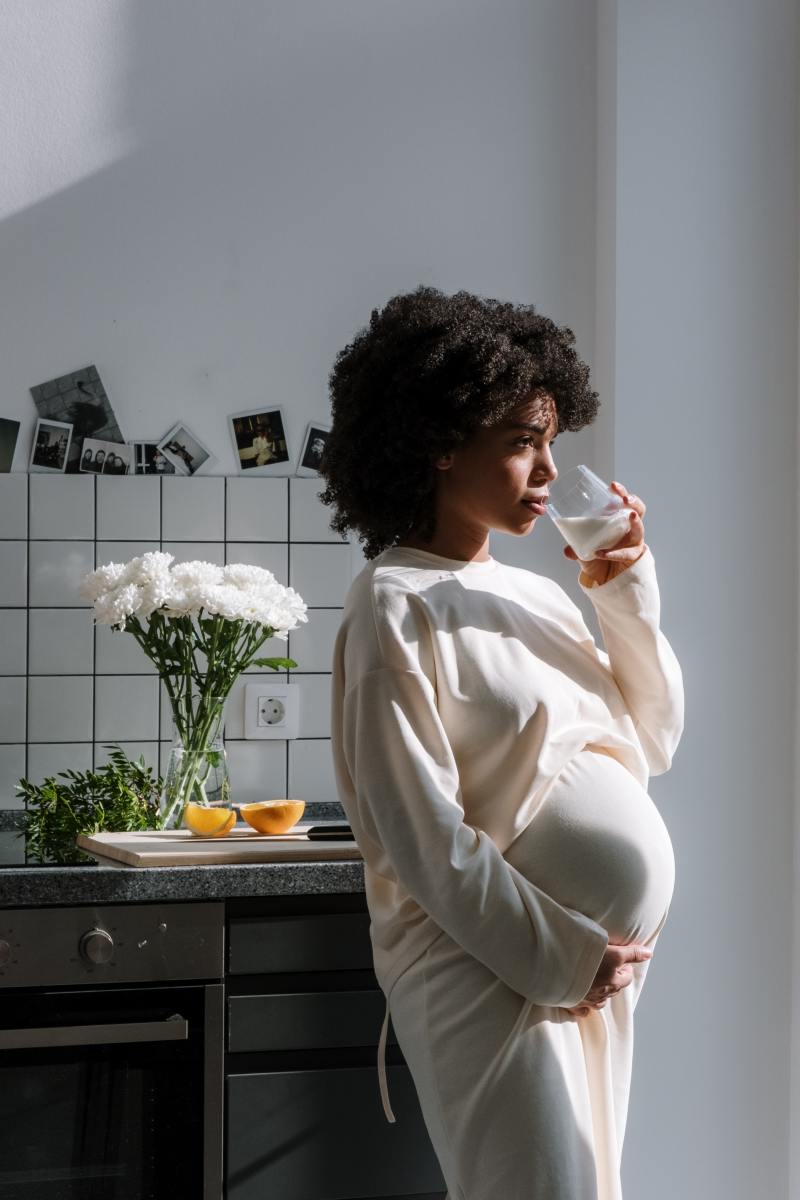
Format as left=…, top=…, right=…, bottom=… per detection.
left=30, top=418, right=73, bottom=474
left=295, top=421, right=331, bottom=477
left=229, top=406, right=291, bottom=475
left=132, top=441, right=176, bottom=476
left=29, top=365, right=125, bottom=474
left=79, top=438, right=133, bottom=476
left=0, top=418, right=20, bottom=472
left=156, top=423, right=213, bottom=476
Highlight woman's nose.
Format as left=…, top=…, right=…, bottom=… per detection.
left=532, top=460, right=558, bottom=484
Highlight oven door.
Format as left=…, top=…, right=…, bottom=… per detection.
left=0, top=982, right=223, bottom=1200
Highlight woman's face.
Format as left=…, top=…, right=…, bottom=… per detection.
left=436, top=393, right=559, bottom=538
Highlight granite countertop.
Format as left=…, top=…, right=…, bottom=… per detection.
left=0, top=859, right=366, bottom=907
left=0, top=802, right=367, bottom=908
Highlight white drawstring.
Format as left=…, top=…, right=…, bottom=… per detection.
left=377, top=992, right=397, bottom=1123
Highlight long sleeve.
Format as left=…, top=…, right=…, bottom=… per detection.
left=342, top=664, right=609, bottom=1009
left=575, top=545, right=684, bottom=775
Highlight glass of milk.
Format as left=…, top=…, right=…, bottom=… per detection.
left=546, top=465, right=632, bottom=560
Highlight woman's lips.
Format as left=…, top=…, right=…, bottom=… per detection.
left=522, top=500, right=548, bottom=516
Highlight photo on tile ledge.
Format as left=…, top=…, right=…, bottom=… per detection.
left=30, top=364, right=125, bottom=474
left=295, top=421, right=330, bottom=477
left=156, top=421, right=213, bottom=476
left=229, top=406, right=290, bottom=474
left=79, top=438, right=133, bottom=475
left=132, top=441, right=176, bottom=475
left=29, top=418, right=73, bottom=473
left=0, top=418, right=20, bottom=471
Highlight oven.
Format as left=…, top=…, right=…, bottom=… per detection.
left=0, top=902, right=224, bottom=1200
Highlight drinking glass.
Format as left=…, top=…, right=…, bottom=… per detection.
left=546, top=465, right=632, bottom=559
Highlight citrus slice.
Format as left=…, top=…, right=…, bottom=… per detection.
left=184, top=802, right=237, bottom=838
left=238, top=799, right=306, bottom=835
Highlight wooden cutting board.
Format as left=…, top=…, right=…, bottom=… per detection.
left=77, top=825, right=363, bottom=868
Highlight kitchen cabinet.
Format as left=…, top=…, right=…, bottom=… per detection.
left=225, top=893, right=446, bottom=1200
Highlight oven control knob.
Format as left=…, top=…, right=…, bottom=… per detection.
left=79, top=928, right=115, bottom=965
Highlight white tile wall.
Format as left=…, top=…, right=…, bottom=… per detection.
left=0, top=610, right=26, bottom=674
left=161, top=541, right=225, bottom=566
left=94, top=676, right=160, bottom=742
left=95, top=622, right=157, bottom=674
left=94, top=741, right=159, bottom=774
left=288, top=738, right=339, bottom=805
left=0, top=744, right=25, bottom=809
left=0, top=677, right=26, bottom=743
left=29, top=609, right=93, bottom=675
left=226, top=478, right=288, bottom=541
left=28, top=676, right=94, bottom=742
left=288, top=673, right=331, bottom=738
left=0, top=476, right=27, bottom=539
left=0, top=543, right=28, bottom=606
left=290, top=543, right=353, bottom=606
left=289, top=478, right=348, bottom=541
left=288, top=608, right=341, bottom=673
left=225, top=740, right=287, bottom=803
left=96, top=541, right=159, bottom=568
left=0, top=474, right=360, bottom=808
left=224, top=542, right=288, bottom=584
left=96, top=476, right=161, bottom=540
left=29, top=474, right=94, bottom=540
left=29, top=542, right=94, bottom=606
left=162, top=477, right=225, bottom=541
left=27, top=742, right=93, bottom=784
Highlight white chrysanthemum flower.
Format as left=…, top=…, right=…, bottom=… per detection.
left=93, top=582, right=141, bottom=627
left=136, top=578, right=175, bottom=619
left=82, top=554, right=307, bottom=645
left=222, top=563, right=277, bottom=590
left=160, top=589, right=197, bottom=617
left=171, top=560, right=224, bottom=589
left=79, top=561, right=128, bottom=602
left=132, top=551, right=175, bottom=586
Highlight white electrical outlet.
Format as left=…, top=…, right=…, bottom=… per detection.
left=245, top=682, right=299, bottom=739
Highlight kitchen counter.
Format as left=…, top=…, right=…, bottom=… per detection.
left=0, top=802, right=367, bottom=907
left=0, top=858, right=366, bottom=907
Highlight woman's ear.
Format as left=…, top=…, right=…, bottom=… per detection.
left=435, top=453, right=454, bottom=470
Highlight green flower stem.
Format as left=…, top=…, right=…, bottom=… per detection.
left=118, top=609, right=293, bottom=829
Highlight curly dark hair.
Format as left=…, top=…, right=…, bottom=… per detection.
left=317, top=285, right=600, bottom=559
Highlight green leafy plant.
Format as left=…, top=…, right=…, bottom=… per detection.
left=16, top=746, right=165, bottom=865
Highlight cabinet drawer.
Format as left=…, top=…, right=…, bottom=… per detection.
left=226, top=1065, right=445, bottom=1200
left=228, top=912, right=374, bottom=975
left=228, top=989, right=398, bottom=1053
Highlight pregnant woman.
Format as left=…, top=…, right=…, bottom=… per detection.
left=320, top=286, right=684, bottom=1200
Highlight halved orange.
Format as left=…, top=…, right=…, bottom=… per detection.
left=238, top=799, right=305, bottom=835
left=184, top=802, right=237, bottom=838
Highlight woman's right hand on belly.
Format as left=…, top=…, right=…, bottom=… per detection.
left=563, top=942, right=654, bottom=1017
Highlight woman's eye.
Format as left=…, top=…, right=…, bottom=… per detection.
left=516, top=437, right=557, bottom=449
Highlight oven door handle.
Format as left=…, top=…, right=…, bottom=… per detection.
left=0, top=1013, right=189, bottom=1049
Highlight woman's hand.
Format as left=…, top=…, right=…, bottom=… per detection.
left=563, top=941, right=654, bottom=1017
left=563, top=480, right=647, bottom=587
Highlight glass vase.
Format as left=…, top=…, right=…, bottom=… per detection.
left=160, top=695, right=231, bottom=831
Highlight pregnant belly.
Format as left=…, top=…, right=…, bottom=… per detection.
left=503, top=748, right=675, bottom=944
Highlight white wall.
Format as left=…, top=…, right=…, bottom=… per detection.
left=1, top=2, right=797, bottom=1196
left=608, top=3, right=798, bottom=1199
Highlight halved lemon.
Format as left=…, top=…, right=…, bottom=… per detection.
left=238, top=799, right=305, bottom=835
left=184, top=802, right=237, bottom=838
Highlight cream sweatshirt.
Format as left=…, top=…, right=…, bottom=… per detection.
left=330, top=543, right=684, bottom=1010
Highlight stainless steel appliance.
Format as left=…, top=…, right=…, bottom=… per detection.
left=0, top=901, right=224, bottom=1199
